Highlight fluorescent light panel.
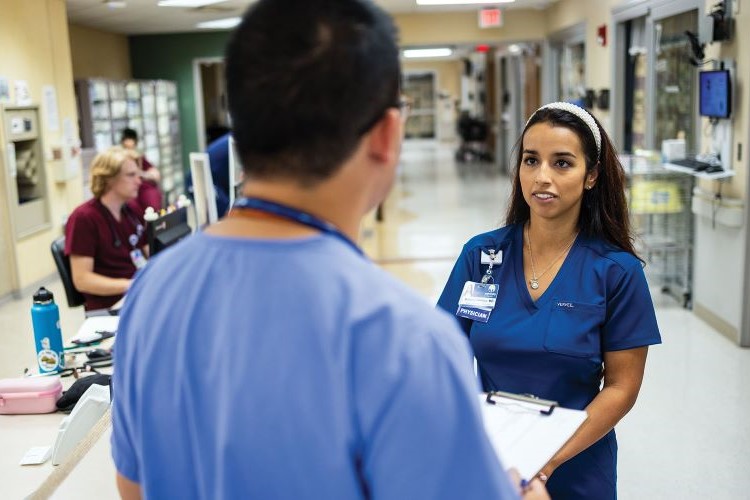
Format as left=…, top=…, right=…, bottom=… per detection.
left=416, top=0, right=515, bottom=5
left=403, top=48, right=453, bottom=58
left=196, top=17, right=241, bottom=29
left=158, top=0, right=228, bottom=7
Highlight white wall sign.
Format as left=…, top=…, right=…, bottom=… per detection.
left=14, top=80, right=31, bottom=106
left=43, top=85, right=60, bottom=132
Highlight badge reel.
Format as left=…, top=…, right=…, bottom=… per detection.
left=456, top=249, right=501, bottom=323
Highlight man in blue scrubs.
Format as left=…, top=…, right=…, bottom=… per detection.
left=438, top=103, right=661, bottom=499
left=112, top=1, right=545, bottom=499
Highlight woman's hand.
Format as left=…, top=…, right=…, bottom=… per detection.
left=507, top=468, right=550, bottom=500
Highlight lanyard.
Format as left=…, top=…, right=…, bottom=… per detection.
left=97, top=200, right=143, bottom=250
left=232, top=197, right=364, bottom=256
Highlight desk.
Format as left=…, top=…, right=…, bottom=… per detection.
left=0, top=350, right=118, bottom=499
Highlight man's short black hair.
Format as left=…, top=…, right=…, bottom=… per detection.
left=121, top=128, right=138, bottom=143
left=225, top=0, right=401, bottom=185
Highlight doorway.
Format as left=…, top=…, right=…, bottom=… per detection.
left=193, top=58, right=229, bottom=151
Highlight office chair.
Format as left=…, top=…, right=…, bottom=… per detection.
left=50, top=236, right=86, bottom=309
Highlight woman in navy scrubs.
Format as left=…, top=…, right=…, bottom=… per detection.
left=438, top=102, right=661, bottom=499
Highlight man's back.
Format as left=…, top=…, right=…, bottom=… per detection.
left=112, top=232, right=517, bottom=499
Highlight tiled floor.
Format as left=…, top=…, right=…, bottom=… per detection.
left=1, top=142, right=749, bottom=498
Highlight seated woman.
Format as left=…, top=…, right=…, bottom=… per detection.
left=65, top=147, right=148, bottom=311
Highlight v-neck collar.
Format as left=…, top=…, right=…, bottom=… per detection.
left=512, top=223, right=580, bottom=311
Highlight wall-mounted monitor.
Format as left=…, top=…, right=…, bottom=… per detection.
left=699, top=70, right=731, bottom=119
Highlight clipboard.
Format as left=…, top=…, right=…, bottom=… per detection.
left=479, top=392, right=587, bottom=482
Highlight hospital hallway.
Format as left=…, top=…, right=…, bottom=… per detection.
left=1, top=141, right=749, bottom=499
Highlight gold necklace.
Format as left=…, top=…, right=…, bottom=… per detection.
left=526, top=224, right=578, bottom=290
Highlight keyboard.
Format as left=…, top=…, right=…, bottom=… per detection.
left=668, top=158, right=720, bottom=172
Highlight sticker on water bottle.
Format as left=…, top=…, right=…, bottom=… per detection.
left=37, top=337, right=60, bottom=372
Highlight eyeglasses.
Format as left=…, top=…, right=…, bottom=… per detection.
left=357, top=95, right=412, bottom=136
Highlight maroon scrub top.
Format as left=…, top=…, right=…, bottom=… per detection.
left=64, top=198, right=146, bottom=311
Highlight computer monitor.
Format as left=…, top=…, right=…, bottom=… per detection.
left=189, top=152, right=218, bottom=228
left=147, top=206, right=191, bottom=256
left=699, top=70, right=731, bottom=119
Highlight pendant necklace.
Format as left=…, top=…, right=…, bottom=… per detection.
left=526, top=224, right=578, bottom=290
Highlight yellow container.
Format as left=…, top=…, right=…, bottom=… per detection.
left=629, top=180, right=683, bottom=214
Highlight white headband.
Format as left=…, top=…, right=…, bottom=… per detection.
left=526, top=102, right=601, bottom=159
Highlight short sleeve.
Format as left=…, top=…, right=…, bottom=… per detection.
left=111, top=302, right=141, bottom=483
left=352, top=315, right=519, bottom=499
left=65, top=210, right=98, bottom=258
left=436, top=244, right=475, bottom=337
left=602, top=262, right=662, bottom=351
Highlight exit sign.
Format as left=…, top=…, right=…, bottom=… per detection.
left=479, top=8, right=503, bottom=28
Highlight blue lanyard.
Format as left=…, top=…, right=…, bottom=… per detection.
left=232, top=197, right=364, bottom=256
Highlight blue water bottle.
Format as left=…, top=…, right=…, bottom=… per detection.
left=31, top=287, right=65, bottom=374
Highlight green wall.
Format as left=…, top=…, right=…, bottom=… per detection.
left=129, top=31, right=232, bottom=175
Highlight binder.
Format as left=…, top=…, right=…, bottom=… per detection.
left=479, top=392, right=587, bottom=482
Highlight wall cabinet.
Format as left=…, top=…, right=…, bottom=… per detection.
left=75, top=78, right=184, bottom=204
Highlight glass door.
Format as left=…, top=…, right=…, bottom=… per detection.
left=653, top=9, right=698, bottom=152
left=403, top=72, right=436, bottom=140
left=622, top=16, right=648, bottom=153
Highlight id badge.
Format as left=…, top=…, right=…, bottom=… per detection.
left=130, top=249, right=147, bottom=269
left=456, top=281, right=498, bottom=323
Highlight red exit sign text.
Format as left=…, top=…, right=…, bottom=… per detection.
left=479, top=8, right=503, bottom=29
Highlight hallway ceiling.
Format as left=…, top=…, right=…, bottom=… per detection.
left=66, top=0, right=558, bottom=35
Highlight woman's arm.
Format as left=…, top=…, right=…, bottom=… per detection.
left=70, top=255, right=132, bottom=296
left=538, top=346, right=649, bottom=478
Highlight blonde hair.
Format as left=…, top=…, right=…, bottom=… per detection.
left=89, top=147, right=139, bottom=198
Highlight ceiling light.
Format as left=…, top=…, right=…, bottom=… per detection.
left=196, top=17, right=242, bottom=29
left=507, top=44, right=521, bottom=54
left=403, top=48, right=453, bottom=58
left=104, top=0, right=127, bottom=8
left=158, top=0, right=229, bottom=7
left=416, top=0, right=515, bottom=5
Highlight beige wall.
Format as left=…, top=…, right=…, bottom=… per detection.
left=699, top=0, right=749, bottom=199
left=0, top=0, right=83, bottom=289
left=402, top=59, right=462, bottom=103
left=394, top=10, right=546, bottom=46
left=545, top=0, right=616, bottom=125
left=69, top=24, right=131, bottom=80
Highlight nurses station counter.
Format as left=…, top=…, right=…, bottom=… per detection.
left=1, top=338, right=118, bottom=499
left=0, top=408, right=118, bottom=499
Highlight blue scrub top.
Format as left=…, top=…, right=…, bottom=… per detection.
left=438, top=223, right=661, bottom=499
left=113, top=232, right=519, bottom=499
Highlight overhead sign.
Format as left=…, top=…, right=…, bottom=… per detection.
left=479, top=8, right=503, bottom=28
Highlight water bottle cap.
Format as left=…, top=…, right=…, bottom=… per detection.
left=33, top=287, right=55, bottom=304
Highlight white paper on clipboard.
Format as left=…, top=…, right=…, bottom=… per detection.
left=479, top=393, right=587, bottom=481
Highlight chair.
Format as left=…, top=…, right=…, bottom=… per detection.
left=50, top=236, right=86, bottom=308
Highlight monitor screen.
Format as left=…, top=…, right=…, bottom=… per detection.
left=699, top=70, right=731, bottom=119
left=147, top=207, right=191, bottom=256
left=189, top=152, right=218, bottom=228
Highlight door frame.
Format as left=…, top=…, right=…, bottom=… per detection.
left=192, top=56, right=225, bottom=152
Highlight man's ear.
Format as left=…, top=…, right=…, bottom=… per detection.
left=366, top=109, right=401, bottom=166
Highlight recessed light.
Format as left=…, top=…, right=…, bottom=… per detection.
left=104, top=0, right=127, bottom=8
left=403, top=48, right=453, bottom=58
left=416, top=0, right=515, bottom=5
left=196, top=17, right=242, bottom=29
left=158, top=0, right=229, bottom=7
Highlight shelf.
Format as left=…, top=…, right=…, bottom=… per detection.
left=663, top=162, right=735, bottom=180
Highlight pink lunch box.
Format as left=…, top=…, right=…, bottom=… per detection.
left=0, top=376, right=63, bottom=414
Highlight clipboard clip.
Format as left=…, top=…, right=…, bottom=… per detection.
left=485, top=391, right=558, bottom=415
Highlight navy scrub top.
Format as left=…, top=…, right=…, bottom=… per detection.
left=438, top=223, right=661, bottom=500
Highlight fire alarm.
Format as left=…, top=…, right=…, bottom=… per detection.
left=597, top=24, right=607, bottom=46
